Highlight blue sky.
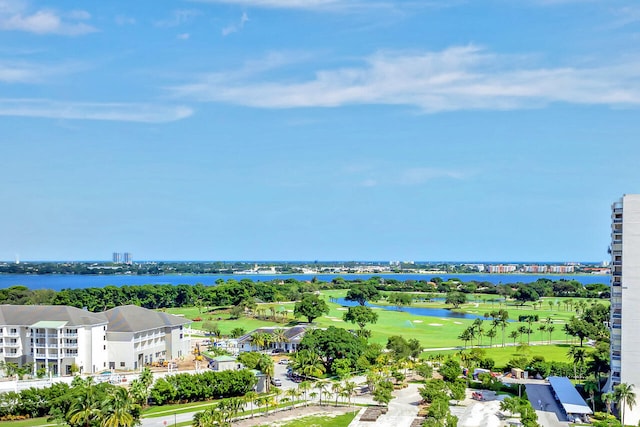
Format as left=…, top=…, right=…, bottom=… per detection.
left=1, top=0, right=639, bottom=262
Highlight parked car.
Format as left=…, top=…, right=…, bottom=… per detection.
left=271, top=348, right=285, bottom=354
left=271, top=378, right=282, bottom=386
left=278, top=358, right=290, bottom=365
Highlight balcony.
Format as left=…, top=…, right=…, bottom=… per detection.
left=62, top=332, right=78, bottom=338
left=64, top=342, right=78, bottom=348
left=4, top=341, right=20, bottom=347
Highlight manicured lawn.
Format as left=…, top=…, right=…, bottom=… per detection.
left=0, top=418, right=50, bottom=427
left=164, top=290, right=602, bottom=364
left=254, top=411, right=358, bottom=427
left=423, top=343, right=577, bottom=367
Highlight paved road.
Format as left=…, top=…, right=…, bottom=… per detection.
left=348, top=383, right=421, bottom=427
left=524, top=383, right=570, bottom=427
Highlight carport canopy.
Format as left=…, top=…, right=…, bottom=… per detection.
left=548, top=376, right=592, bottom=415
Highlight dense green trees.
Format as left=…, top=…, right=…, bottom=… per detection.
left=342, top=305, right=378, bottom=336
left=293, top=294, right=329, bottom=323
left=299, top=326, right=366, bottom=374
left=345, top=283, right=380, bottom=306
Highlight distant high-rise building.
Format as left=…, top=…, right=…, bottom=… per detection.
left=112, top=252, right=122, bottom=264
left=609, top=194, right=640, bottom=425
left=123, top=252, right=132, bottom=265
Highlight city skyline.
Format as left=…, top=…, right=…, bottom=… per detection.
left=2, top=1, right=640, bottom=262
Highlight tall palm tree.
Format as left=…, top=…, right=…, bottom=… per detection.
left=256, top=353, right=274, bottom=392
left=316, top=380, right=330, bottom=406
left=582, top=379, right=598, bottom=414
left=243, top=391, right=257, bottom=418
left=342, top=381, right=357, bottom=407
left=332, top=382, right=342, bottom=407
left=101, top=387, right=137, bottom=427
left=485, top=327, right=497, bottom=347
left=285, top=388, right=298, bottom=409
left=614, top=383, right=636, bottom=427
left=298, top=381, right=312, bottom=406
left=568, top=346, right=587, bottom=381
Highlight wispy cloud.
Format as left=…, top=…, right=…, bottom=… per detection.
left=172, top=45, right=640, bottom=112
left=155, top=9, right=199, bottom=28
left=342, top=163, right=467, bottom=188
left=177, top=33, right=190, bottom=40
left=193, top=0, right=343, bottom=10
left=115, top=15, right=136, bottom=26
left=0, top=99, right=193, bottom=123
left=0, top=0, right=97, bottom=35
left=0, top=61, right=41, bottom=83
left=0, top=60, right=86, bottom=84
left=222, top=11, right=249, bottom=36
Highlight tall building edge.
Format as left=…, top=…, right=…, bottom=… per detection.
left=609, top=194, right=640, bottom=426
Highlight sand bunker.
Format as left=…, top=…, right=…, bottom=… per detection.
left=331, top=319, right=342, bottom=322
left=336, top=307, right=347, bottom=311
left=454, top=321, right=463, bottom=324
left=429, top=323, right=443, bottom=327
left=413, top=320, right=423, bottom=323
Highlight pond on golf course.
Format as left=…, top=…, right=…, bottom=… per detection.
left=333, top=297, right=498, bottom=321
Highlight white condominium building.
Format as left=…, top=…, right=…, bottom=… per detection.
left=0, top=304, right=190, bottom=375
left=610, top=194, right=640, bottom=426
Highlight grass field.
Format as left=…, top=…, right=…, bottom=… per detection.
left=166, top=290, right=603, bottom=365
left=254, top=411, right=358, bottom=427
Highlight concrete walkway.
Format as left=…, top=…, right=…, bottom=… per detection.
left=349, top=383, right=421, bottom=427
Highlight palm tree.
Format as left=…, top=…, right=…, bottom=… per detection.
left=342, top=381, right=357, bottom=407
left=538, top=324, right=546, bottom=344
left=67, top=379, right=101, bottom=427
left=285, top=388, right=298, bottom=409
left=508, top=330, right=519, bottom=346
left=332, top=382, right=342, bottom=406
left=272, top=328, right=289, bottom=352
left=485, top=327, right=497, bottom=347
left=614, top=383, right=636, bottom=427
left=101, top=387, right=137, bottom=427
left=256, top=353, right=274, bottom=392
left=583, top=379, right=598, bottom=413
left=292, top=350, right=325, bottom=379
left=298, top=381, right=312, bottom=406
left=244, top=391, right=258, bottom=418
left=192, top=408, right=215, bottom=427
left=602, top=392, right=615, bottom=415
left=547, top=325, right=555, bottom=344
left=568, top=346, right=587, bottom=381
left=316, top=380, right=330, bottom=406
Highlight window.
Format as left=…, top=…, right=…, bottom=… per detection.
left=120, top=362, right=125, bottom=367
left=103, top=345, right=106, bottom=350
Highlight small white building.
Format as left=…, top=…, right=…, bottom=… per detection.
left=102, top=305, right=191, bottom=371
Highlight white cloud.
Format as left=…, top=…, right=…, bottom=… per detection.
left=0, top=99, right=193, bottom=123
left=172, top=46, right=640, bottom=112
left=222, top=11, right=249, bottom=36
left=194, top=0, right=342, bottom=10
left=155, top=9, right=199, bottom=28
left=398, top=168, right=466, bottom=185
left=0, top=62, right=40, bottom=83
left=115, top=15, right=136, bottom=26
left=0, top=1, right=97, bottom=35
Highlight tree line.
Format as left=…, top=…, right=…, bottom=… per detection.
left=0, top=276, right=608, bottom=311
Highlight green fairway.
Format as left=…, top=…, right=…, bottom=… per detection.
left=164, top=290, right=604, bottom=365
